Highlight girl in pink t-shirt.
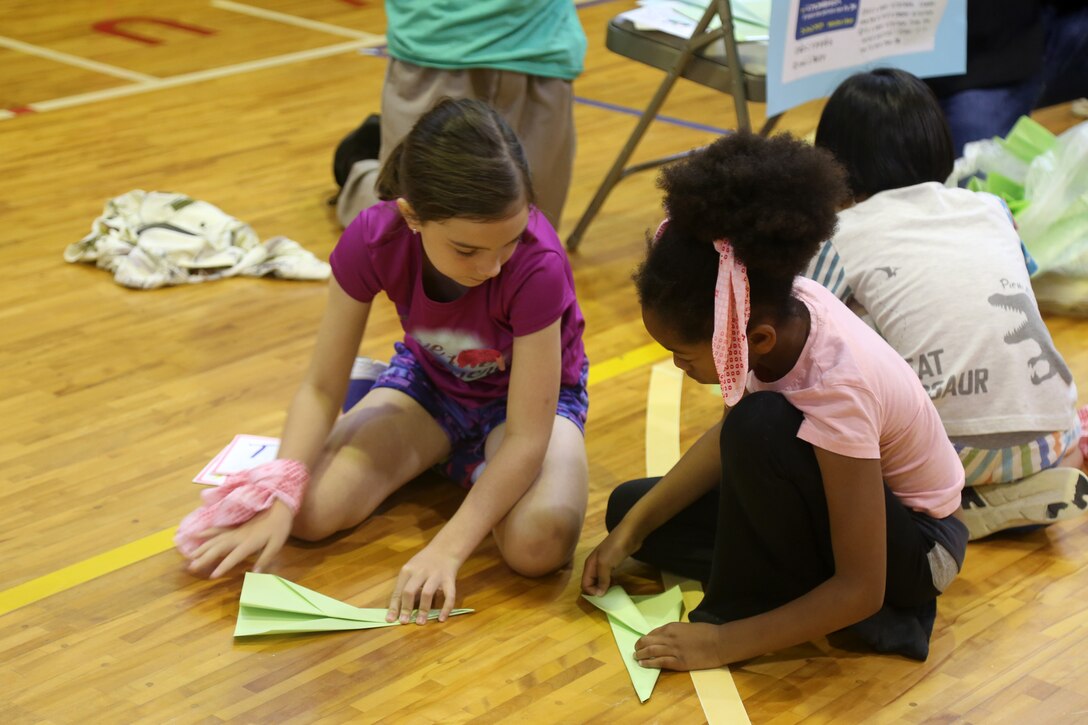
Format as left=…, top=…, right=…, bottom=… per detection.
left=176, top=99, right=589, bottom=625
left=582, top=132, right=967, bottom=666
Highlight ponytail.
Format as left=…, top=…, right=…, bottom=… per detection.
left=375, top=98, right=535, bottom=223
left=636, top=132, right=848, bottom=335
left=375, top=140, right=407, bottom=201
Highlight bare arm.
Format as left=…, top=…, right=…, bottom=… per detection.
left=436, top=318, right=562, bottom=559
left=277, top=279, right=371, bottom=466
left=186, top=279, right=370, bottom=577
left=634, top=448, right=887, bottom=669
left=389, top=319, right=563, bottom=622
left=581, top=409, right=727, bottom=595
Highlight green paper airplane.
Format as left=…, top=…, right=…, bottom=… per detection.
left=583, top=586, right=683, bottom=702
left=235, top=572, right=473, bottom=636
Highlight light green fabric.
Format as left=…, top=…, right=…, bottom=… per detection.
left=385, top=0, right=586, bottom=80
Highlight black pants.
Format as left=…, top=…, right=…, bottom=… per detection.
left=606, top=392, right=941, bottom=624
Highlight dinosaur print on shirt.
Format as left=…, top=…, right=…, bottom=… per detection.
left=989, top=291, right=1073, bottom=385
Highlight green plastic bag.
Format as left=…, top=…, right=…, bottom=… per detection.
left=948, top=117, right=1088, bottom=315
left=1017, top=121, right=1088, bottom=277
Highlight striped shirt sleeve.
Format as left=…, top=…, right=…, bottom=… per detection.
left=804, top=239, right=853, bottom=302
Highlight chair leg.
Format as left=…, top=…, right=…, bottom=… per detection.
left=565, top=2, right=750, bottom=251
left=715, top=0, right=751, bottom=133
left=759, top=113, right=783, bottom=137
left=565, top=72, right=682, bottom=251
left=619, top=151, right=703, bottom=180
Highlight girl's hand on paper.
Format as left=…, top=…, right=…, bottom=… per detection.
left=186, top=500, right=293, bottom=578
left=634, top=622, right=728, bottom=671
left=386, top=544, right=461, bottom=625
left=581, top=527, right=640, bottom=596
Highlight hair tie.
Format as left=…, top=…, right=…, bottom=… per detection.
left=712, top=239, right=750, bottom=406
left=652, top=217, right=670, bottom=243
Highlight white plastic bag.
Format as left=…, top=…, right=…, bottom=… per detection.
left=1018, top=121, right=1088, bottom=277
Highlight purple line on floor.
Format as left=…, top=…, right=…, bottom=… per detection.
left=574, top=96, right=731, bottom=135
left=576, top=0, right=626, bottom=9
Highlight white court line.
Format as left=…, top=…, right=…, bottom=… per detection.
left=211, top=0, right=381, bottom=40
left=646, top=362, right=683, bottom=477
left=13, top=38, right=384, bottom=116
left=647, top=365, right=751, bottom=723
left=0, top=34, right=158, bottom=83
left=661, top=574, right=752, bottom=725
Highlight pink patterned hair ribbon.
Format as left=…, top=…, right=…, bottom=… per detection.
left=652, top=217, right=670, bottom=243
left=712, top=239, right=751, bottom=406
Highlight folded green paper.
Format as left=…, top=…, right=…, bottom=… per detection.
left=235, top=572, right=473, bottom=636
left=583, top=585, right=683, bottom=702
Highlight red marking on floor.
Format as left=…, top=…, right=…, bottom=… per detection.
left=10, top=106, right=37, bottom=116
left=92, top=17, right=217, bottom=46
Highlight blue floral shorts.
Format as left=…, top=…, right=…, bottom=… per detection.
left=370, top=342, right=588, bottom=487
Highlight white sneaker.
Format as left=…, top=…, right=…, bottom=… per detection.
left=961, top=467, right=1088, bottom=540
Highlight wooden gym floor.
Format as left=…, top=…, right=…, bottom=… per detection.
left=1, top=1, right=1087, bottom=722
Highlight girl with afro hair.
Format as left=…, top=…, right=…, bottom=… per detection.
left=582, top=132, right=968, bottom=666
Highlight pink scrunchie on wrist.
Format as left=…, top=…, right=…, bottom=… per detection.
left=175, top=458, right=310, bottom=557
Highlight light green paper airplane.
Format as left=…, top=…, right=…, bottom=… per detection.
left=235, top=572, right=473, bottom=637
left=583, top=585, right=684, bottom=702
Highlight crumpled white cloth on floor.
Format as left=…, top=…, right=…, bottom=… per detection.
left=64, top=190, right=330, bottom=289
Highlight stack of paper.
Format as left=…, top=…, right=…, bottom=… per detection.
left=619, top=0, right=771, bottom=42
left=235, top=572, right=472, bottom=636
left=582, top=585, right=684, bottom=702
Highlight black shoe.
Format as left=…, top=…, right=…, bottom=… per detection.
left=842, top=600, right=937, bottom=661
left=333, top=113, right=381, bottom=189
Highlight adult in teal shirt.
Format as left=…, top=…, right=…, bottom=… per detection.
left=335, top=0, right=587, bottom=229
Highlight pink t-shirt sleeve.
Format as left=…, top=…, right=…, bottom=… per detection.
left=794, top=384, right=883, bottom=460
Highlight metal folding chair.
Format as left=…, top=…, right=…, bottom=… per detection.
left=567, top=0, right=780, bottom=250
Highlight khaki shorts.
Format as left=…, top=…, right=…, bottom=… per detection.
left=337, top=59, right=576, bottom=229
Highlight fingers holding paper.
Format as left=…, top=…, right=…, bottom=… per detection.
left=581, top=529, right=638, bottom=596
left=386, top=545, right=460, bottom=625
left=634, top=622, right=727, bottom=671
left=580, top=547, right=612, bottom=596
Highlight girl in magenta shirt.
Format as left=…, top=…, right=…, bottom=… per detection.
left=583, top=132, right=967, bottom=666
left=178, top=99, right=588, bottom=625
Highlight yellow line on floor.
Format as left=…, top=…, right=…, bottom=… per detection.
left=590, top=342, right=669, bottom=385
left=0, top=528, right=177, bottom=617
left=0, top=344, right=668, bottom=618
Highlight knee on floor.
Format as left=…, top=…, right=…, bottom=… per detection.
left=500, top=507, right=584, bottom=578
left=290, top=511, right=339, bottom=543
